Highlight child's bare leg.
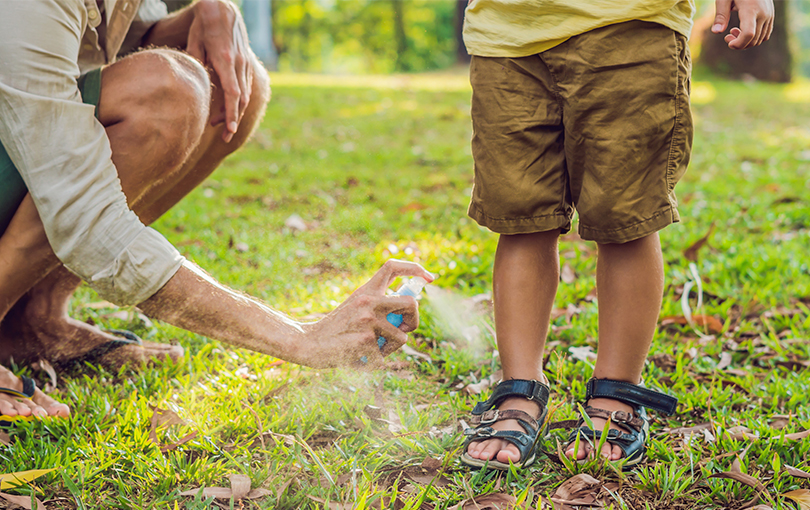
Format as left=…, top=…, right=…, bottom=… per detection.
left=565, top=232, right=664, bottom=460
left=466, top=230, right=559, bottom=464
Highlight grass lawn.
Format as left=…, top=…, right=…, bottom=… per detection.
left=2, top=71, right=810, bottom=509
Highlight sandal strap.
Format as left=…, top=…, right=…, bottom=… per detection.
left=0, top=376, right=36, bottom=399
left=472, top=379, right=549, bottom=415
left=469, top=408, right=539, bottom=430
left=586, top=378, right=677, bottom=415
left=582, top=406, right=645, bottom=432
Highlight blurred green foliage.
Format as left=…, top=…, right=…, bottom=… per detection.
left=271, top=0, right=459, bottom=73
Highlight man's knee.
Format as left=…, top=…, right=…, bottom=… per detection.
left=101, top=49, right=212, bottom=168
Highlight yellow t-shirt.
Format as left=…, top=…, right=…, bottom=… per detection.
left=463, top=0, right=695, bottom=57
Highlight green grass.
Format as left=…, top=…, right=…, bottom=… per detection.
left=2, top=71, right=810, bottom=509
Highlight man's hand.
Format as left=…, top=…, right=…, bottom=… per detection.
left=712, top=0, right=774, bottom=50
left=298, top=260, right=435, bottom=369
left=187, top=0, right=252, bottom=143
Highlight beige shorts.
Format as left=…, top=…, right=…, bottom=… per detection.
left=468, top=21, right=693, bottom=243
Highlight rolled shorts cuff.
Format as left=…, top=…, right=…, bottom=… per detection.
left=579, top=207, right=680, bottom=244
left=468, top=202, right=572, bottom=235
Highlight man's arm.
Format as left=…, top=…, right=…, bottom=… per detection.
left=143, top=0, right=253, bottom=143
left=139, top=259, right=434, bottom=368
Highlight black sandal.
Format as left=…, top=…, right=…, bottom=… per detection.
left=0, top=376, right=38, bottom=427
left=461, top=379, right=550, bottom=470
left=566, top=378, right=678, bottom=470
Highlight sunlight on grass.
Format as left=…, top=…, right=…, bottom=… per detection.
left=270, top=71, right=471, bottom=92
left=691, top=81, right=717, bottom=104
left=784, top=79, right=810, bottom=102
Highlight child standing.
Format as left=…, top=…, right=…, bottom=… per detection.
left=460, top=0, right=774, bottom=470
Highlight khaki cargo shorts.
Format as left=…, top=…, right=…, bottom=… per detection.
left=468, top=21, right=693, bottom=244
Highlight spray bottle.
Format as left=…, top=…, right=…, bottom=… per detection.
left=360, top=276, right=428, bottom=364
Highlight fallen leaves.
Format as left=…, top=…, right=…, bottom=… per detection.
left=148, top=405, right=198, bottom=453
left=660, top=314, right=725, bottom=334
left=0, top=470, right=54, bottom=491
left=180, top=474, right=270, bottom=501
left=786, top=465, right=810, bottom=479
left=0, top=469, right=53, bottom=510
left=448, top=493, right=517, bottom=510
left=550, top=474, right=602, bottom=508
left=684, top=222, right=716, bottom=261
left=0, top=492, right=45, bottom=509
left=783, top=489, right=810, bottom=510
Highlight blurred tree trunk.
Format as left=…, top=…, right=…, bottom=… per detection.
left=392, top=0, right=408, bottom=71
left=456, top=0, right=470, bottom=64
left=698, top=0, right=791, bottom=82
left=242, top=0, right=278, bottom=70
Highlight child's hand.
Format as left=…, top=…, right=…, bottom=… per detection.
left=712, top=0, right=774, bottom=50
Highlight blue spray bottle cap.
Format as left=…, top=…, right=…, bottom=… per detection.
left=361, top=276, right=428, bottom=363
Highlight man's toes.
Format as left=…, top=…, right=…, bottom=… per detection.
left=0, top=399, right=19, bottom=417
left=43, top=401, right=71, bottom=418
left=32, top=390, right=71, bottom=418
left=21, top=400, right=49, bottom=419
left=10, top=399, right=33, bottom=417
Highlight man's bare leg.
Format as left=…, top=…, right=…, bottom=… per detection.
left=465, top=230, right=559, bottom=464
left=565, top=232, right=664, bottom=460
left=0, top=48, right=269, bottom=372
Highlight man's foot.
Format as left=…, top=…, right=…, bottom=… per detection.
left=465, top=396, right=544, bottom=464
left=0, top=364, right=70, bottom=421
left=0, top=295, right=183, bottom=369
left=564, top=397, right=635, bottom=461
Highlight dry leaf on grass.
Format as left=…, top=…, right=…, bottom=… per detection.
left=550, top=473, right=602, bottom=507
left=0, top=470, right=55, bottom=491
left=448, top=493, right=518, bottom=510
left=148, top=405, right=198, bottom=453
left=421, top=457, right=442, bottom=472
left=709, top=471, right=765, bottom=491
left=666, top=423, right=712, bottom=435
left=561, top=263, right=576, bottom=284
left=783, top=489, right=810, bottom=510
left=0, top=432, right=9, bottom=447
left=724, top=425, right=759, bottom=441
left=180, top=474, right=270, bottom=501
left=684, top=222, right=716, bottom=261
left=717, top=351, right=733, bottom=370
left=786, top=465, right=810, bottom=479
left=284, top=214, right=308, bottom=232
left=306, top=495, right=355, bottom=510
left=783, top=429, right=810, bottom=441
left=569, top=345, right=597, bottom=363
left=401, top=344, right=433, bottom=363
left=463, top=370, right=502, bottom=396
left=31, top=359, right=57, bottom=391
left=0, top=492, right=45, bottom=509
left=660, top=314, right=724, bottom=334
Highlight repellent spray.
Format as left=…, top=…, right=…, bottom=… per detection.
left=360, top=276, right=428, bottom=363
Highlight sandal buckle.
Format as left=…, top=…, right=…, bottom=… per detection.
left=480, top=409, right=500, bottom=424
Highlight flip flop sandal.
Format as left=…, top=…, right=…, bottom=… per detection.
left=461, top=379, right=550, bottom=470
left=54, top=329, right=144, bottom=370
left=565, top=378, right=678, bottom=471
left=0, top=375, right=38, bottom=427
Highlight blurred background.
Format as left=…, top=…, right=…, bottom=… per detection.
left=166, top=0, right=810, bottom=82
